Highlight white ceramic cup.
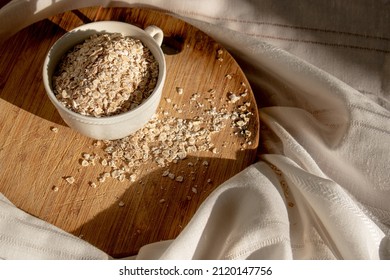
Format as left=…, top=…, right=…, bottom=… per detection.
left=43, top=21, right=166, bottom=140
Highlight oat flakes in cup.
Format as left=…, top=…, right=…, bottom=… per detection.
left=43, top=21, right=166, bottom=140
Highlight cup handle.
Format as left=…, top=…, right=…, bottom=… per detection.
left=144, top=25, right=164, bottom=47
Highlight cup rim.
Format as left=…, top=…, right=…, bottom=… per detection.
left=42, top=21, right=166, bottom=124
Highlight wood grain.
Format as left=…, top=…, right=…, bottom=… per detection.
left=0, top=7, right=259, bottom=258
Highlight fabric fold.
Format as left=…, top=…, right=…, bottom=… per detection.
left=138, top=162, right=293, bottom=260
left=0, top=194, right=109, bottom=260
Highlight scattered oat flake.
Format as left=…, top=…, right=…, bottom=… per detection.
left=72, top=68, right=255, bottom=186
left=192, top=187, right=197, bottom=193
left=100, top=159, right=108, bottom=166
left=118, top=201, right=125, bottom=207
left=159, top=199, right=166, bottom=204
left=65, top=176, right=75, bottom=184
left=190, top=93, right=200, bottom=101
left=50, top=127, right=58, bottom=133
left=52, top=186, right=59, bottom=192
left=129, top=174, right=137, bottom=182
left=89, top=182, right=97, bottom=188
left=82, top=153, right=90, bottom=160
left=175, top=176, right=184, bottom=182
left=93, top=140, right=101, bottom=146
left=176, top=87, right=183, bottom=95
left=228, top=92, right=240, bottom=103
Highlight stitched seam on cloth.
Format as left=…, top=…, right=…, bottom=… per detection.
left=291, top=240, right=333, bottom=260
left=314, top=123, right=343, bottom=128
left=359, top=89, right=384, bottom=96
left=0, top=233, right=96, bottom=260
left=349, top=104, right=390, bottom=119
left=244, top=33, right=390, bottom=54
left=357, top=90, right=390, bottom=109
left=224, top=236, right=290, bottom=260
left=310, top=105, right=389, bottom=127
left=287, top=173, right=383, bottom=246
left=0, top=212, right=83, bottom=244
left=350, top=121, right=390, bottom=135
left=291, top=240, right=327, bottom=249
left=310, top=109, right=336, bottom=115
left=224, top=220, right=289, bottom=250
left=168, top=9, right=390, bottom=41
left=358, top=90, right=390, bottom=100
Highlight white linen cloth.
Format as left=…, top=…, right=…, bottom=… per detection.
left=0, top=0, right=389, bottom=260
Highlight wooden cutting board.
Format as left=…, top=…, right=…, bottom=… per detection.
left=0, top=7, right=259, bottom=258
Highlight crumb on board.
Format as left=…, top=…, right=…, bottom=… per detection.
left=176, top=87, right=183, bottom=95
left=64, top=176, right=75, bottom=184
left=175, top=176, right=184, bottom=182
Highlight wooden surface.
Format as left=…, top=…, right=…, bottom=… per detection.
left=0, top=7, right=259, bottom=258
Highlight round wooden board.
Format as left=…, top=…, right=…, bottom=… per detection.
left=0, top=7, right=259, bottom=257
